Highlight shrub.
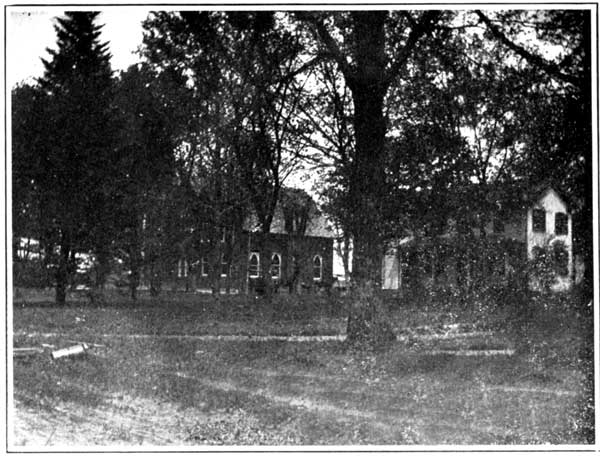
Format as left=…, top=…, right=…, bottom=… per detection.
left=13, top=261, right=52, bottom=288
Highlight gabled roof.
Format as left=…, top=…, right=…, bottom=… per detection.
left=471, top=180, right=572, bottom=214
left=517, top=182, right=573, bottom=213
left=533, top=187, right=568, bottom=211
left=243, top=187, right=335, bottom=238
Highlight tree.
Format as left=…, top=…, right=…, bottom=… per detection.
left=383, top=24, right=537, bottom=292
left=141, top=11, right=310, bottom=295
left=294, top=60, right=355, bottom=280
left=475, top=10, right=592, bottom=293
left=15, top=12, right=117, bottom=303
left=291, top=11, right=453, bottom=345
left=141, top=12, right=249, bottom=296
left=12, top=84, right=44, bottom=256
left=294, top=11, right=592, bottom=343
left=12, top=84, right=52, bottom=287
left=297, top=11, right=443, bottom=285
left=112, top=64, right=186, bottom=298
left=279, top=187, right=316, bottom=292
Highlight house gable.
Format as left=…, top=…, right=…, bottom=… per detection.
left=381, top=186, right=575, bottom=293
left=535, top=188, right=568, bottom=214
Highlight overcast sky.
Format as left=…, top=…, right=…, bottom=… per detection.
left=7, top=7, right=153, bottom=88
left=7, top=6, right=571, bottom=90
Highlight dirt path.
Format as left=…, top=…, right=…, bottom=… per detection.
left=14, top=331, right=346, bottom=342
left=14, top=330, right=496, bottom=343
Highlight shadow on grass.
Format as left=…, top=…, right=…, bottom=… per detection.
left=12, top=285, right=594, bottom=445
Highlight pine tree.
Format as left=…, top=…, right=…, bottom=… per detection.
left=36, top=12, right=116, bottom=303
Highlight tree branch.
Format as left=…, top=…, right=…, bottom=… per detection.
left=277, top=55, right=323, bottom=86
left=384, top=11, right=442, bottom=85
left=295, top=12, right=356, bottom=87
left=475, top=10, right=580, bottom=88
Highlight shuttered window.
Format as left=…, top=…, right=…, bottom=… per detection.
left=533, top=209, right=546, bottom=233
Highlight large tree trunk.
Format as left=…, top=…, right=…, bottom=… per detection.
left=348, top=86, right=387, bottom=285
left=301, top=11, right=438, bottom=345
left=346, top=12, right=388, bottom=286
left=344, top=13, right=394, bottom=346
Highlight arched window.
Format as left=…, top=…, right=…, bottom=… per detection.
left=249, top=252, right=260, bottom=278
left=313, top=255, right=322, bottom=281
left=200, top=257, right=208, bottom=277
left=271, top=253, right=281, bottom=279
left=221, top=254, right=230, bottom=278
left=177, top=259, right=188, bottom=278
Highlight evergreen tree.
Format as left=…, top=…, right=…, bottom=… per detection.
left=12, top=83, right=51, bottom=287
left=36, top=12, right=116, bottom=303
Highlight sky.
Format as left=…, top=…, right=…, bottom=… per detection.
left=6, top=6, right=570, bottom=89
left=6, top=5, right=320, bottom=187
left=7, top=7, right=153, bottom=88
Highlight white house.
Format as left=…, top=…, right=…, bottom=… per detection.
left=526, top=188, right=573, bottom=291
left=381, top=187, right=575, bottom=292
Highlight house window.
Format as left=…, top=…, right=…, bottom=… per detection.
left=221, top=254, right=229, bottom=277
left=532, top=209, right=546, bottom=233
left=200, top=257, right=208, bottom=277
left=553, top=242, right=569, bottom=276
left=248, top=252, right=260, bottom=278
left=555, top=212, right=568, bottom=235
left=177, top=259, right=188, bottom=278
left=271, top=253, right=281, bottom=279
left=313, top=255, right=322, bottom=281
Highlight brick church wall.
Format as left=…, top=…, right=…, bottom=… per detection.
left=170, top=231, right=333, bottom=294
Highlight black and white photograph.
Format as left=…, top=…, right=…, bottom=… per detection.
left=6, top=2, right=597, bottom=451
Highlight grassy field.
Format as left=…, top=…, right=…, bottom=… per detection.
left=11, top=289, right=594, bottom=447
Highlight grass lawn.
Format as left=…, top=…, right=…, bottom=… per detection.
left=11, top=290, right=594, bottom=447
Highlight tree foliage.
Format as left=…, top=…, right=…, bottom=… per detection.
left=140, top=11, right=311, bottom=294
left=296, top=11, right=444, bottom=287
left=11, top=9, right=592, bottom=308
left=13, top=12, right=117, bottom=303
left=111, top=63, right=189, bottom=297
left=475, top=10, right=592, bottom=290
